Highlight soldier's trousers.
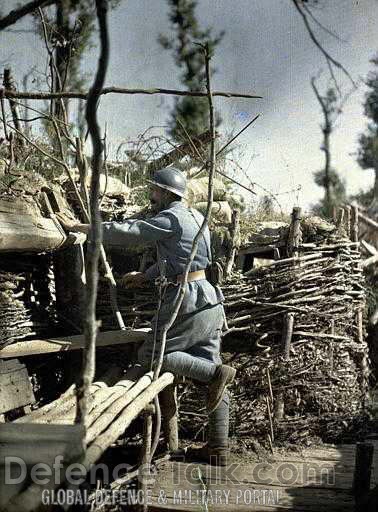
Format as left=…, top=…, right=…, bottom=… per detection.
left=137, top=302, right=229, bottom=448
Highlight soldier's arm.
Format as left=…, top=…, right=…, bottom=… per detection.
left=102, top=213, right=174, bottom=247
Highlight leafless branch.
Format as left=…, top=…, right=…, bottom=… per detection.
left=0, top=0, right=56, bottom=30
left=291, top=0, right=356, bottom=92
left=301, top=2, right=346, bottom=42
left=1, top=87, right=262, bottom=101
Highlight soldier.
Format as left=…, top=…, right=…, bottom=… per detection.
left=58, top=167, right=236, bottom=466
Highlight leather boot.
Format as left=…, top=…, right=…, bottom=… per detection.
left=207, top=364, right=236, bottom=414
left=185, top=443, right=230, bottom=466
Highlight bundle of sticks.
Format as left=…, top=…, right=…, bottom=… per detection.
left=179, top=218, right=370, bottom=446
left=0, top=255, right=58, bottom=349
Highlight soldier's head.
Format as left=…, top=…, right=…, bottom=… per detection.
left=147, top=167, right=186, bottom=212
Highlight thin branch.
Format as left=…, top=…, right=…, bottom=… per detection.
left=1, top=87, right=262, bottom=101
left=150, top=43, right=218, bottom=458
left=75, top=0, right=109, bottom=431
left=291, top=0, right=356, bottom=91
left=301, top=3, right=346, bottom=42
left=0, top=0, right=56, bottom=30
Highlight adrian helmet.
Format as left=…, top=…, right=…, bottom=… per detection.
left=147, top=167, right=186, bottom=198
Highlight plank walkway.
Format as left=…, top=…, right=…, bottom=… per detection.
left=146, top=440, right=378, bottom=511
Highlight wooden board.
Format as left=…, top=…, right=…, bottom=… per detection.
left=0, top=328, right=150, bottom=358
left=144, top=442, right=378, bottom=511
left=0, top=360, right=35, bottom=413
left=0, top=423, right=84, bottom=508
left=148, top=459, right=355, bottom=511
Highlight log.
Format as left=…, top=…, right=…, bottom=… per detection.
left=362, top=254, right=378, bottom=268
left=16, top=366, right=145, bottom=424
left=0, top=328, right=149, bottom=358
left=361, top=239, right=377, bottom=256
left=86, top=372, right=155, bottom=442
left=5, top=372, right=174, bottom=512
left=146, top=130, right=215, bottom=173
left=84, top=372, right=174, bottom=466
left=359, top=212, right=378, bottom=230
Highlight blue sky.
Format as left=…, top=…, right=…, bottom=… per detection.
left=2, top=0, right=378, bottom=213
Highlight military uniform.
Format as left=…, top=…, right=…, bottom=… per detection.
left=102, top=200, right=229, bottom=448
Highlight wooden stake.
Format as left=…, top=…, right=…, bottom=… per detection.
left=224, top=208, right=241, bottom=279
left=287, top=207, right=302, bottom=257
left=160, top=384, right=179, bottom=452
left=275, top=313, right=294, bottom=421
left=357, top=308, right=364, bottom=343
left=140, top=405, right=154, bottom=512
left=353, top=442, right=374, bottom=498
left=336, top=207, right=345, bottom=230
left=351, top=204, right=359, bottom=242
left=329, top=319, right=334, bottom=372
left=282, top=312, right=294, bottom=360
left=345, top=205, right=351, bottom=239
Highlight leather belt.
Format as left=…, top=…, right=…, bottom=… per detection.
left=175, top=269, right=206, bottom=284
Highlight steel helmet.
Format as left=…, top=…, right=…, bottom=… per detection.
left=147, top=167, right=186, bottom=198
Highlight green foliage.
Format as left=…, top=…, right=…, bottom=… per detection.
left=357, top=54, right=378, bottom=174
left=159, top=0, right=224, bottom=142
left=312, top=167, right=346, bottom=217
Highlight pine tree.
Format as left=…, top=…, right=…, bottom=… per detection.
left=357, top=54, right=378, bottom=200
left=159, top=0, right=224, bottom=142
left=33, top=0, right=120, bottom=122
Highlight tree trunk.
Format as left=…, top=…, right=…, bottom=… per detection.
left=323, top=126, right=331, bottom=216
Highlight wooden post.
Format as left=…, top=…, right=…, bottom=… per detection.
left=140, top=404, right=154, bottom=512
left=282, top=312, right=294, bottom=360
left=287, top=207, right=302, bottom=257
left=160, top=384, right=179, bottom=452
left=357, top=308, right=364, bottom=344
left=336, top=207, right=345, bottom=230
left=275, top=313, right=294, bottom=420
left=332, top=206, right=337, bottom=223
left=353, top=442, right=374, bottom=499
left=53, top=245, right=86, bottom=332
left=351, top=205, right=359, bottom=243
left=329, top=319, right=335, bottom=372
left=224, top=208, right=240, bottom=279
left=345, top=205, right=351, bottom=239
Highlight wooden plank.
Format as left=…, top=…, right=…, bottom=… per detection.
left=239, top=242, right=286, bottom=256
left=153, top=459, right=351, bottom=490
left=148, top=461, right=355, bottom=511
left=0, top=362, right=35, bottom=413
left=0, top=328, right=150, bottom=358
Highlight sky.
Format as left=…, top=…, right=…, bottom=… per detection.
left=1, top=0, right=378, bottom=214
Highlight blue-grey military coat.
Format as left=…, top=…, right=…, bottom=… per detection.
left=102, top=200, right=224, bottom=318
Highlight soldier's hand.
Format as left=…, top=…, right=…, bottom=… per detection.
left=118, top=271, right=148, bottom=289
